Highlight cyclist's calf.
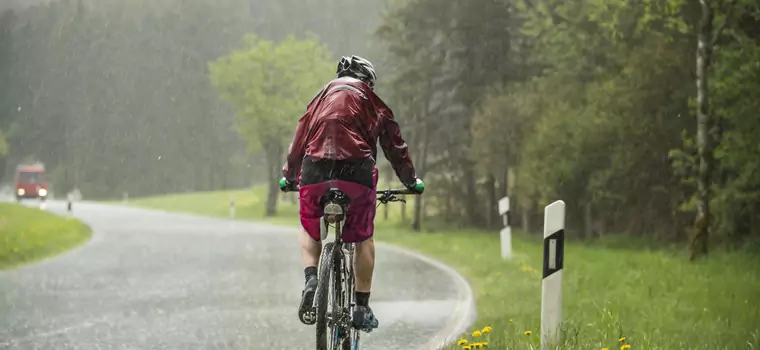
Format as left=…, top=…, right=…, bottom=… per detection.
left=299, top=229, right=322, bottom=268
left=354, top=237, right=375, bottom=293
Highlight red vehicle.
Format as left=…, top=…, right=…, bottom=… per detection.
left=15, top=163, right=48, bottom=201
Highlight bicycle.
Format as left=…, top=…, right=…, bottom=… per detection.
left=281, top=182, right=419, bottom=350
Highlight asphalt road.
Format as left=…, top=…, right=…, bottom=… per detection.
left=0, top=199, right=475, bottom=349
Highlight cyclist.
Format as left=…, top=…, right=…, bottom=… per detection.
left=280, top=55, right=424, bottom=332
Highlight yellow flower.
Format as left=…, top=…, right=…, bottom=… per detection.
left=619, top=337, right=626, bottom=343
left=481, top=326, right=492, bottom=334
left=620, top=345, right=631, bottom=350
left=601, top=348, right=609, bottom=350
left=457, top=339, right=468, bottom=346
left=482, top=341, right=489, bottom=347
left=463, top=346, right=471, bottom=350
left=473, top=343, right=483, bottom=349
left=523, top=330, right=533, bottom=336
left=472, top=330, right=482, bottom=337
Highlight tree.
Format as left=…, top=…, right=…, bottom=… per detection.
left=691, top=0, right=739, bottom=260
left=209, top=34, right=333, bottom=216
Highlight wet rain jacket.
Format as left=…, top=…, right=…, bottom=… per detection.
left=282, top=76, right=416, bottom=185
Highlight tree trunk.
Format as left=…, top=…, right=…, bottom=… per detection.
left=521, top=201, right=530, bottom=234
left=583, top=201, right=593, bottom=239
left=444, top=188, right=452, bottom=223
left=485, top=172, right=497, bottom=229
left=464, top=165, right=481, bottom=226
left=412, top=194, right=423, bottom=231
left=411, top=118, right=430, bottom=232
left=264, top=143, right=282, bottom=217
left=691, top=0, right=714, bottom=261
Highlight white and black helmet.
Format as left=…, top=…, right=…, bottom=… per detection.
left=336, top=55, right=377, bottom=90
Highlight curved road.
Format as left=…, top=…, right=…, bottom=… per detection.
left=0, top=200, right=475, bottom=349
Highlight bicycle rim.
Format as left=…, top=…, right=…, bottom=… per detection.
left=315, top=242, right=334, bottom=350
left=345, top=246, right=360, bottom=350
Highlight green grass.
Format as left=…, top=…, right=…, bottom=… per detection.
left=0, top=203, right=92, bottom=269
left=124, top=187, right=760, bottom=349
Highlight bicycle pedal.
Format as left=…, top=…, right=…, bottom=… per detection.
left=299, top=308, right=316, bottom=325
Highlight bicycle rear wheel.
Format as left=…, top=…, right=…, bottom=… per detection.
left=331, top=249, right=352, bottom=350
left=315, top=242, right=335, bottom=350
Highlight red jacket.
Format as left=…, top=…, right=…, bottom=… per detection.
left=282, top=77, right=417, bottom=185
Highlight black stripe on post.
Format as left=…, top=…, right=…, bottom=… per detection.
left=542, top=229, right=564, bottom=278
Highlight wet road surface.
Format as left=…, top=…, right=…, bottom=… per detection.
left=0, top=200, right=474, bottom=349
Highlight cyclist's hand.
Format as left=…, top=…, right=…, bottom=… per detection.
left=406, top=178, right=425, bottom=194
left=279, top=177, right=296, bottom=192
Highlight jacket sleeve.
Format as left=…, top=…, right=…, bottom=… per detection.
left=282, top=113, right=309, bottom=183
left=376, top=102, right=417, bottom=185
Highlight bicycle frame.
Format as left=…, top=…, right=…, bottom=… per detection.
left=282, top=184, right=418, bottom=350
left=319, top=188, right=358, bottom=350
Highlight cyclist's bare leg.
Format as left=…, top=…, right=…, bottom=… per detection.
left=299, top=229, right=321, bottom=267
left=354, top=237, right=375, bottom=293
left=353, top=236, right=379, bottom=330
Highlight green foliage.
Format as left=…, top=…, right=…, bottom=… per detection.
left=710, top=28, right=760, bottom=244
left=375, top=0, right=760, bottom=247
left=209, top=34, right=334, bottom=156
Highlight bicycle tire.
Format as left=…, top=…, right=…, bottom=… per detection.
left=331, top=250, right=352, bottom=350
left=316, top=242, right=335, bottom=350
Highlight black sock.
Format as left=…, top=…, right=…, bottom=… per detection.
left=356, top=292, right=370, bottom=307
left=304, top=266, right=317, bottom=281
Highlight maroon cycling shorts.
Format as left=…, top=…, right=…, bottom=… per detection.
left=298, top=166, right=378, bottom=243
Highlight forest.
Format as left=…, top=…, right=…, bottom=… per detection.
left=1, top=0, right=759, bottom=258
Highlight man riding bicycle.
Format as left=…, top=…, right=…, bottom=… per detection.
left=280, top=55, right=424, bottom=332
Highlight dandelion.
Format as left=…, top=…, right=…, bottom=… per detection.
left=482, top=326, right=492, bottom=334
left=463, top=346, right=471, bottom=350
left=601, top=348, right=609, bottom=350
left=472, top=330, right=482, bottom=337
left=481, top=341, right=488, bottom=347
left=457, top=339, right=468, bottom=346
left=620, top=345, right=631, bottom=350
left=619, top=337, right=626, bottom=343
left=523, top=330, right=533, bottom=336
left=472, top=343, right=483, bottom=349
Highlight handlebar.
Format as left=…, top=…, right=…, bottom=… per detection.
left=280, top=185, right=420, bottom=204
left=376, top=188, right=420, bottom=204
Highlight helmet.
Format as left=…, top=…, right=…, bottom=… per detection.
left=336, top=55, right=377, bottom=90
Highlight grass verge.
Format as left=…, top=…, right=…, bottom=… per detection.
left=125, top=187, right=760, bottom=349
left=0, top=203, right=92, bottom=269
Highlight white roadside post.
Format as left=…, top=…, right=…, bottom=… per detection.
left=541, top=200, right=566, bottom=350
left=229, top=194, right=236, bottom=220
left=498, top=196, right=512, bottom=259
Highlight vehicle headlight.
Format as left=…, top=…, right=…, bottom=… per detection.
left=17, top=188, right=25, bottom=195
left=38, top=188, right=48, bottom=196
